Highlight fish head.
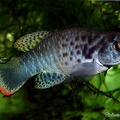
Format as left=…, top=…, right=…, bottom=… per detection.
left=98, top=33, right=120, bottom=66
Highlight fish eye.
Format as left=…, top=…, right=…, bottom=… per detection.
left=113, top=41, right=120, bottom=51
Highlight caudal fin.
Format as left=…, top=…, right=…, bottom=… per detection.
left=0, top=58, right=27, bottom=96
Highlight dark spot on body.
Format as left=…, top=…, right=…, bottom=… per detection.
left=65, top=62, right=68, bottom=65
left=85, top=54, right=92, bottom=59
left=75, top=36, right=79, bottom=41
left=87, top=45, right=98, bottom=59
left=81, top=35, right=86, bottom=41
left=66, top=38, right=69, bottom=42
left=82, top=44, right=88, bottom=56
left=63, top=52, right=68, bottom=57
left=70, top=57, right=73, bottom=61
left=70, top=51, right=74, bottom=55
left=76, top=50, right=81, bottom=55
left=62, top=43, right=67, bottom=47
left=77, top=59, right=81, bottom=63
left=75, top=45, right=79, bottom=49
left=70, top=41, right=74, bottom=46
left=88, top=35, right=93, bottom=45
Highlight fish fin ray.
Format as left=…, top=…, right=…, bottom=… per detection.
left=71, top=62, right=98, bottom=77
left=14, top=31, right=51, bottom=52
left=0, top=59, right=27, bottom=96
left=35, top=71, right=66, bottom=89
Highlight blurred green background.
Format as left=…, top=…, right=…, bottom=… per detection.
left=0, top=0, right=120, bottom=120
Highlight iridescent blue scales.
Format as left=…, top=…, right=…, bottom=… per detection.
left=0, top=28, right=120, bottom=96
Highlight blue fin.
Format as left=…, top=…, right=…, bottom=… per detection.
left=0, top=58, right=28, bottom=96
left=71, top=63, right=96, bottom=77
left=71, top=62, right=108, bottom=77
left=35, top=71, right=66, bottom=89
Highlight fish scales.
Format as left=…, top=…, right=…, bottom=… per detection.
left=0, top=28, right=120, bottom=96
left=18, top=28, right=105, bottom=77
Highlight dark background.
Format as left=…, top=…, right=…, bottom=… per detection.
left=0, top=0, right=120, bottom=120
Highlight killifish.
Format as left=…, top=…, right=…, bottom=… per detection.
left=0, top=28, right=120, bottom=96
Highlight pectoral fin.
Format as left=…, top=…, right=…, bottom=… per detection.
left=35, top=71, right=66, bottom=89
left=14, top=31, right=51, bottom=52
left=71, top=62, right=103, bottom=77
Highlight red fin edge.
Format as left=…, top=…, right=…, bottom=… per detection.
left=0, top=87, right=14, bottom=96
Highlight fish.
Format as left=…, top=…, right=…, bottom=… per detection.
left=0, top=27, right=120, bottom=96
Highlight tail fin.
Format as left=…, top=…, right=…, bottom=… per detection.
left=0, top=58, right=27, bottom=96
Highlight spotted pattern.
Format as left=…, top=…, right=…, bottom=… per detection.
left=62, top=43, right=67, bottom=47
left=76, top=50, right=81, bottom=55
left=75, top=45, right=79, bottom=49
left=66, top=38, right=70, bottom=42
left=70, top=57, right=73, bottom=61
left=77, top=59, right=81, bottom=63
left=0, top=27, right=119, bottom=96
left=14, top=31, right=51, bottom=52
left=70, top=41, right=74, bottom=46
left=19, top=28, right=119, bottom=92
left=51, top=28, right=112, bottom=76
left=63, top=52, right=68, bottom=57
left=70, top=51, right=74, bottom=55
left=82, top=44, right=88, bottom=56
left=88, top=35, right=93, bottom=45
left=35, top=71, right=66, bottom=89
left=75, top=36, right=79, bottom=41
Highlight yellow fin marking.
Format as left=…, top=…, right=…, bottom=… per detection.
left=14, top=31, right=51, bottom=52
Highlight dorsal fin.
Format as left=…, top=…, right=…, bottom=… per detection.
left=14, top=31, right=51, bottom=52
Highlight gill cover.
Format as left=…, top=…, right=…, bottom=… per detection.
left=98, top=34, right=120, bottom=66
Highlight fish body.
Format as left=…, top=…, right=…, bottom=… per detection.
left=0, top=28, right=120, bottom=96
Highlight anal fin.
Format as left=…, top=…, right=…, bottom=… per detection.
left=35, top=71, right=66, bottom=89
